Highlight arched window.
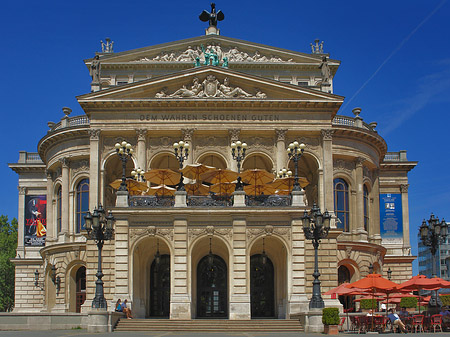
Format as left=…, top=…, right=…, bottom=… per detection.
left=56, top=186, right=62, bottom=234
left=364, top=185, right=369, bottom=232
left=334, top=178, right=349, bottom=232
left=76, top=179, right=89, bottom=233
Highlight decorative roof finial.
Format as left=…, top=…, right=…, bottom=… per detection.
left=311, top=39, right=324, bottom=54
left=101, top=37, right=114, bottom=53
left=199, top=3, right=224, bottom=35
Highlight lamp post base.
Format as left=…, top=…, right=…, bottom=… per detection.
left=87, top=308, right=110, bottom=333
left=115, top=190, right=129, bottom=207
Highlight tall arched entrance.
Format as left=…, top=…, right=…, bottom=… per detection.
left=150, top=254, right=170, bottom=317
left=250, top=254, right=275, bottom=318
left=196, top=254, right=227, bottom=318
left=75, top=266, right=86, bottom=313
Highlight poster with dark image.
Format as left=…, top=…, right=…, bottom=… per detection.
left=379, top=193, right=403, bottom=244
left=24, top=195, right=47, bottom=246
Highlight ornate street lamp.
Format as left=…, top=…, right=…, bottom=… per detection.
left=173, top=140, right=190, bottom=190
left=302, top=203, right=331, bottom=309
left=84, top=205, right=115, bottom=309
left=131, top=167, right=145, bottom=182
left=115, top=140, right=133, bottom=191
left=287, top=141, right=306, bottom=192
left=277, top=168, right=292, bottom=178
left=231, top=140, right=247, bottom=190
left=419, top=213, right=448, bottom=309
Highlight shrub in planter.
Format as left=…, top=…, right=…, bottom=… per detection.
left=360, top=298, right=378, bottom=310
left=399, top=297, right=417, bottom=308
left=322, top=307, right=340, bottom=325
left=441, top=294, right=450, bottom=307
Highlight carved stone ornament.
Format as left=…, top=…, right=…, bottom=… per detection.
left=247, top=226, right=291, bottom=242
left=275, top=129, right=287, bottom=142
left=71, top=160, right=90, bottom=176
left=130, top=226, right=174, bottom=244
left=88, top=129, right=101, bottom=140
left=59, top=157, right=70, bottom=168
left=188, top=226, right=232, bottom=243
left=155, top=76, right=266, bottom=99
left=321, top=129, right=334, bottom=141
left=334, top=159, right=355, bottom=173
left=228, top=129, right=241, bottom=142
left=363, top=166, right=372, bottom=181
left=355, top=157, right=365, bottom=167
left=181, top=128, right=195, bottom=142
left=136, top=129, right=147, bottom=141
left=345, top=246, right=352, bottom=259
left=136, top=44, right=294, bottom=64
left=400, top=184, right=409, bottom=193
left=18, top=186, right=26, bottom=195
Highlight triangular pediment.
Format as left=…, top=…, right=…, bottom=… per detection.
left=86, top=35, right=339, bottom=70
left=78, top=66, right=344, bottom=104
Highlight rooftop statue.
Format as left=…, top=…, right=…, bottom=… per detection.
left=319, top=56, right=331, bottom=84
left=199, top=3, right=224, bottom=27
left=101, top=38, right=114, bottom=53
left=310, top=39, right=324, bottom=54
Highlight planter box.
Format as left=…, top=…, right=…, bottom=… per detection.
left=324, top=324, right=339, bottom=335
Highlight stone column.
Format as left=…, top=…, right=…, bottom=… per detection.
left=355, top=157, right=366, bottom=234
left=16, top=187, right=26, bottom=257
left=228, top=129, right=240, bottom=171
left=182, top=128, right=195, bottom=166
left=46, top=171, right=54, bottom=241
left=275, top=129, right=288, bottom=173
left=136, top=129, right=147, bottom=171
left=321, top=130, right=334, bottom=214
left=114, top=217, right=130, bottom=308
left=400, top=184, right=411, bottom=252
left=89, top=129, right=100, bottom=210
left=371, top=170, right=382, bottom=241
left=288, top=218, right=309, bottom=316
left=60, top=158, right=70, bottom=239
left=230, top=217, right=250, bottom=319
left=171, top=217, right=191, bottom=319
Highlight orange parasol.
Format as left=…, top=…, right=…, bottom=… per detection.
left=184, top=182, right=210, bottom=196
left=181, top=163, right=216, bottom=181
left=145, top=184, right=176, bottom=196
left=324, top=283, right=369, bottom=296
left=109, top=178, right=148, bottom=195
left=210, top=182, right=236, bottom=195
left=347, top=274, right=398, bottom=291
left=143, top=169, right=181, bottom=186
left=240, top=169, right=275, bottom=185
left=269, top=176, right=309, bottom=191
left=200, top=169, right=238, bottom=185
left=244, top=184, right=276, bottom=196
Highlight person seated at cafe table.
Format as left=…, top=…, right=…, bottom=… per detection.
left=440, top=306, right=450, bottom=317
left=366, top=309, right=374, bottom=316
left=388, top=308, right=407, bottom=333
left=399, top=307, right=409, bottom=318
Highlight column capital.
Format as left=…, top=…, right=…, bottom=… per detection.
left=228, top=128, right=241, bottom=142
left=181, top=128, right=195, bottom=142
left=136, top=128, right=147, bottom=141
left=59, top=157, right=70, bottom=168
left=18, top=186, right=26, bottom=195
left=355, top=157, right=365, bottom=167
left=88, top=128, right=101, bottom=140
left=275, top=129, right=288, bottom=141
left=321, top=129, right=334, bottom=141
left=46, top=170, right=53, bottom=180
left=400, top=184, right=409, bottom=193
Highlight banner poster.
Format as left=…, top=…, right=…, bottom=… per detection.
left=24, top=195, right=47, bottom=246
left=379, top=193, right=403, bottom=244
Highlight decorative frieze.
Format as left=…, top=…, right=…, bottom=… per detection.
left=333, top=159, right=355, bottom=173
left=71, top=160, right=90, bottom=176
left=188, top=226, right=232, bottom=242
left=247, top=225, right=291, bottom=242
left=136, top=44, right=294, bottom=64
left=130, top=226, right=174, bottom=244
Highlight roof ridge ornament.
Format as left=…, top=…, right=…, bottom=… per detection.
left=101, top=38, right=114, bottom=53
left=199, top=3, right=224, bottom=35
left=311, top=39, right=324, bottom=54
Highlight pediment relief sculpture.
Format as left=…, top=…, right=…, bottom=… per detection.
left=137, top=44, right=294, bottom=64
left=155, top=75, right=267, bottom=99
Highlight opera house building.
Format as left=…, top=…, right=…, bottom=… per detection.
left=8, top=14, right=416, bottom=330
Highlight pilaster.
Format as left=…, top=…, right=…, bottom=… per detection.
left=321, top=129, right=334, bottom=213
left=46, top=171, right=54, bottom=241
left=400, top=184, right=411, bottom=251
left=275, top=129, right=287, bottom=173
left=89, top=129, right=100, bottom=210
left=136, top=129, right=147, bottom=171
left=228, top=129, right=240, bottom=171
left=16, top=186, right=26, bottom=257
left=60, top=158, right=70, bottom=239
left=355, top=157, right=366, bottom=235
left=230, top=217, right=250, bottom=319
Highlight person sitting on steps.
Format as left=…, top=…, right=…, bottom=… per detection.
left=122, top=299, right=133, bottom=319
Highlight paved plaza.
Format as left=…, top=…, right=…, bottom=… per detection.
left=1, top=331, right=450, bottom=337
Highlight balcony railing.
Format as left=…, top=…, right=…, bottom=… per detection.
left=332, top=115, right=375, bottom=132
left=50, top=116, right=90, bottom=132
left=18, top=151, right=43, bottom=163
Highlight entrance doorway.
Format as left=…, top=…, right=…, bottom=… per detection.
left=150, top=254, right=170, bottom=317
left=250, top=254, right=274, bottom=318
left=196, top=254, right=227, bottom=318
left=75, top=266, right=86, bottom=313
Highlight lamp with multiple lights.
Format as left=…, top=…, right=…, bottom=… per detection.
left=302, top=203, right=331, bottom=309
left=173, top=140, right=190, bottom=190
left=115, top=141, right=133, bottom=191
left=277, top=168, right=292, bottom=178
left=131, top=167, right=145, bottom=182
left=84, top=204, right=115, bottom=309
left=419, top=213, right=448, bottom=309
left=286, top=141, right=306, bottom=192
left=231, top=140, right=247, bottom=191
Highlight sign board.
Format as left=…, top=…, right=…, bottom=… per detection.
left=24, top=195, right=47, bottom=246
left=379, top=193, right=403, bottom=244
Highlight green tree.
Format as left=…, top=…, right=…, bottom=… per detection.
left=0, top=216, right=18, bottom=311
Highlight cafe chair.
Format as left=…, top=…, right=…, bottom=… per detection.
left=412, top=315, right=425, bottom=333
left=431, top=314, right=443, bottom=333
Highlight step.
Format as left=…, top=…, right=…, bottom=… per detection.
left=114, top=319, right=304, bottom=332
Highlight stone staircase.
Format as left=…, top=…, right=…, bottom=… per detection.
left=114, top=318, right=304, bottom=332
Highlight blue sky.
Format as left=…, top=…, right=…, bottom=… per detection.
left=2, top=1, right=449, bottom=275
